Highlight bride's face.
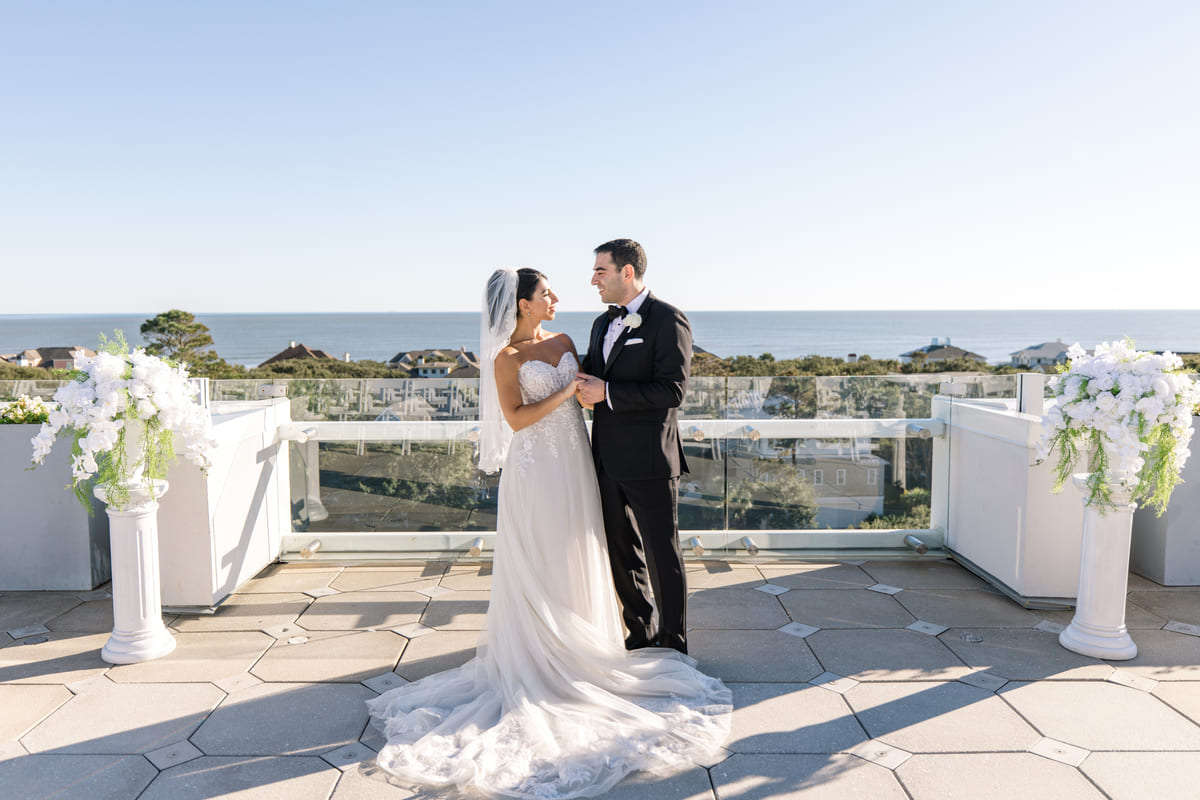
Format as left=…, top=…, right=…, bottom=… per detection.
left=524, top=279, right=559, bottom=321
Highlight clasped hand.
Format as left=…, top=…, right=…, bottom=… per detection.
left=575, top=372, right=605, bottom=407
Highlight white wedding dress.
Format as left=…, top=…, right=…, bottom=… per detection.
left=367, top=352, right=732, bottom=799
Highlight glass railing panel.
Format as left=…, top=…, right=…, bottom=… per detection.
left=292, top=438, right=497, bottom=533
left=721, top=434, right=931, bottom=531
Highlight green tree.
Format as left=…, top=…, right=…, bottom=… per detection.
left=140, top=310, right=225, bottom=371
left=728, top=463, right=819, bottom=529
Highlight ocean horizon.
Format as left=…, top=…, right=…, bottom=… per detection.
left=3, top=309, right=1199, bottom=368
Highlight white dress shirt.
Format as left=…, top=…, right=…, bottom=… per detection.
left=602, top=287, right=649, bottom=409
left=603, top=287, right=649, bottom=362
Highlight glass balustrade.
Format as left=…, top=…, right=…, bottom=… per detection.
left=2, top=373, right=1022, bottom=555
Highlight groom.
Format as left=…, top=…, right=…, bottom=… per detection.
left=577, top=239, right=693, bottom=654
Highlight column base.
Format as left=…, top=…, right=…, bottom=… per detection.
left=1059, top=619, right=1138, bottom=661
left=101, top=625, right=177, bottom=665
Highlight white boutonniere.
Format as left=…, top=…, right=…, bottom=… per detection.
left=622, top=312, right=642, bottom=331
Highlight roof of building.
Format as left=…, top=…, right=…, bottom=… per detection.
left=389, top=348, right=479, bottom=367
left=899, top=343, right=987, bottom=361
left=1010, top=339, right=1068, bottom=359
left=258, top=343, right=338, bottom=367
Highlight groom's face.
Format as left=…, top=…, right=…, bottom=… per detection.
left=592, top=252, right=630, bottom=305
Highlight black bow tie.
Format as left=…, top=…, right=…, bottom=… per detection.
left=607, top=305, right=628, bottom=321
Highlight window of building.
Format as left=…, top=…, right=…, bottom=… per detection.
left=813, top=469, right=824, bottom=486
left=836, top=469, right=847, bottom=486
left=867, top=468, right=878, bottom=485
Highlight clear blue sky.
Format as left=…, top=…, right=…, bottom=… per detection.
left=2, top=1, right=1196, bottom=314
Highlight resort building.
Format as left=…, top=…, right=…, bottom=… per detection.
left=1010, top=338, right=1070, bottom=370
left=899, top=338, right=987, bottom=364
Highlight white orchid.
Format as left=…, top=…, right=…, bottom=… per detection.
left=1039, top=340, right=1200, bottom=514
left=30, top=333, right=216, bottom=510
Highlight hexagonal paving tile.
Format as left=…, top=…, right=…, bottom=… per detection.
left=757, top=563, right=874, bottom=590
left=394, top=630, right=479, bottom=681
left=805, top=629, right=972, bottom=682
left=1115, top=629, right=1200, bottom=680
left=21, top=680, right=224, bottom=754
left=897, top=753, right=1105, bottom=799
left=1127, top=590, right=1200, bottom=627
left=439, top=564, right=494, bottom=591
left=0, top=685, right=73, bottom=741
left=0, top=754, right=158, bottom=800
left=298, top=591, right=428, bottom=631
left=686, top=564, right=766, bottom=589
left=688, top=589, right=790, bottom=630
left=190, top=681, right=376, bottom=756
left=171, top=593, right=313, bottom=633
left=688, top=629, right=822, bottom=683
left=140, top=755, right=340, bottom=799
left=237, top=568, right=343, bottom=594
left=330, top=565, right=449, bottom=593
left=711, top=753, right=908, bottom=800
left=845, top=680, right=1041, bottom=753
left=1152, top=681, right=1200, bottom=725
left=1039, top=600, right=1168, bottom=630
left=726, top=682, right=867, bottom=754
left=937, top=627, right=1112, bottom=681
left=419, top=591, right=490, bottom=630
left=105, top=631, right=274, bottom=683
left=0, top=592, right=83, bottom=633
left=330, top=766, right=419, bottom=799
left=251, top=630, right=406, bottom=683
left=778, top=589, right=916, bottom=629
left=894, top=588, right=1040, bottom=628
left=1080, top=751, right=1200, bottom=800
left=1000, top=680, right=1200, bottom=750
left=589, top=766, right=716, bottom=799
left=0, top=632, right=111, bottom=684
left=860, top=560, right=988, bottom=590
left=43, top=600, right=116, bottom=634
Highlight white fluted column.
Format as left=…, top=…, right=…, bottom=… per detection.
left=1059, top=474, right=1138, bottom=660
left=95, top=479, right=176, bottom=664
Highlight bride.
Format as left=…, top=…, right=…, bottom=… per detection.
left=367, top=267, right=732, bottom=798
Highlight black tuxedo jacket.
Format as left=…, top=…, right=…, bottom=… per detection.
left=581, top=292, right=692, bottom=481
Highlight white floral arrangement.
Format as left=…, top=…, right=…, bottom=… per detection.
left=1038, top=340, right=1200, bottom=513
left=622, top=312, right=642, bottom=331
left=30, top=333, right=216, bottom=510
left=1, top=395, right=54, bottom=425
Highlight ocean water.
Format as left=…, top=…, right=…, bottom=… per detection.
left=2, top=310, right=1198, bottom=367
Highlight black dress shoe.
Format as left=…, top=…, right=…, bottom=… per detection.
left=658, top=632, right=688, bottom=655
left=624, top=634, right=653, bottom=650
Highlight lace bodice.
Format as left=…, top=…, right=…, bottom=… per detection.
left=511, top=352, right=584, bottom=476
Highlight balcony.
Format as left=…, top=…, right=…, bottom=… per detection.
left=3, top=373, right=1200, bottom=798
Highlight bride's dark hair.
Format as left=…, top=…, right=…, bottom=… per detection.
left=515, top=267, right=547, bottom=310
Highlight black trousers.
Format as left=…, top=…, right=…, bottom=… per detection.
left=596, top=469, right=688, bottom=654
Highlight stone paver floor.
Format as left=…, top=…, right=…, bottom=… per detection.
left=3, top=559, right=1200, bottom=799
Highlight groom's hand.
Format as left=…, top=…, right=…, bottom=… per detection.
left=576, top=373, right=607, bottom=406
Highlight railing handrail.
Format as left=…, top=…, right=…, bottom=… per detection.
left=275, top=416, right=948, bottom=442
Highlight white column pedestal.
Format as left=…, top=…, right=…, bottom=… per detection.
left=96, top=480, right=177, bottom=664
left=1059, top=474, right=1138, bottom=661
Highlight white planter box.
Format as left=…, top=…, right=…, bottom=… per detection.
left=1130, top=417, right=1200, bottom=586
left=938, top=397, right=1086, bottom=608
left=157, top=399, right=292, bottom=611
left=0, top=424, right=111, bottom=590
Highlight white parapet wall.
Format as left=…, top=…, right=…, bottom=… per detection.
left=157, top=398, right=292, bottom=610
left=0, top=424, right=110, bottom=590
left=937, top=394, right=1086, bottom=607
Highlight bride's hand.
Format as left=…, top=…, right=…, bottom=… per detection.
left=570, top=377, right=593, bottom=409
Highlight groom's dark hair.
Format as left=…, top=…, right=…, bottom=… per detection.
left=595, top=239, right=647, bottom=279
